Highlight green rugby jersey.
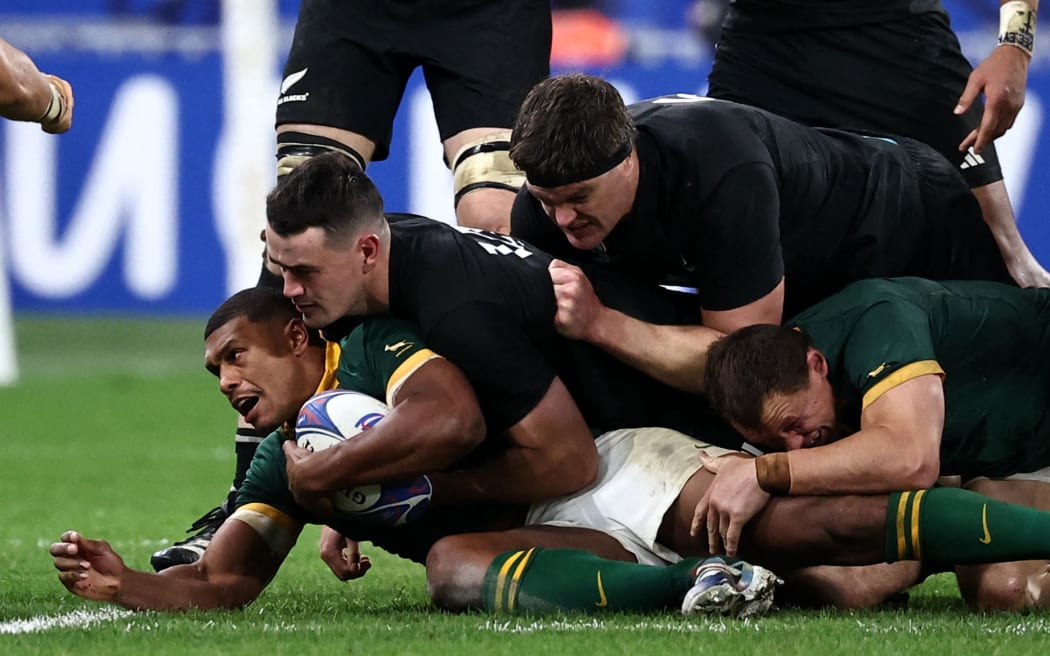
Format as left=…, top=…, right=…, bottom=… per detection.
left=232, top=318, right=446, bottom=563
left=791, top=277, right=1050, bottom=478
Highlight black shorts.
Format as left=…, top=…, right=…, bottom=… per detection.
left=708, top=11, right=1003, bottom=188
left=276, top=0, right=551, bottom=161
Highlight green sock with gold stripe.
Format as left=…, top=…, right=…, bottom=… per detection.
left=885, top=488, right=1050, bottom=564
left=482, top=547, right=702, bottom=614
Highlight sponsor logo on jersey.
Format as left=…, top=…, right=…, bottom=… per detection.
left=384, top=340, right=415, bottom=357
left=866, top=362, right=889, bottom=378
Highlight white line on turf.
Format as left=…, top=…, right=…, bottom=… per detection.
left=0, top=607, right=133, bottom=635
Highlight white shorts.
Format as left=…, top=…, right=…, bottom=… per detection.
left=966, top=466, right=1050, bottom=486
left=525, top=427, right=736, bottom=566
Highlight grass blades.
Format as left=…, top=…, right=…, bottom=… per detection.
left=3, top=317, right=1050, bottom=654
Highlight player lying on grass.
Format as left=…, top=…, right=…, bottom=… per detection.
left=50, top=288, right=1050, bottom=614
left=703, top=277, right=1050, bottom=611
left=154, top=151, right=746, bottom=572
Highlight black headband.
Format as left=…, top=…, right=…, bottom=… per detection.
left=525, top=140, right=632, bottom=188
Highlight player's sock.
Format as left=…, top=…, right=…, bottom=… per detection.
left=225, top=427, right=267, bottom=510
left=885, top=488, right=1050, bottom=563
left=481, top=547, right=701, bottom=613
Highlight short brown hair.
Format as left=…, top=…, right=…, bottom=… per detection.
left=266, top=151, right=384, bottom=242
left=704, top=324, right=813, bottom=431
left=510, top=74, right=637, bottom=187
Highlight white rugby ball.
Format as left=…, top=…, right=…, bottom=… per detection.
left=295, top=389, right=432, bottom=526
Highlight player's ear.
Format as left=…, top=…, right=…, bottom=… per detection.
left=360, top=232, right=382, bottom=273
left=286, top=317, right=311, bottom=354
left=806, top=348, right=828, bottom=379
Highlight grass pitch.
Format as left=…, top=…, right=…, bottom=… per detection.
left=3, top=316, right=1050, bottom=655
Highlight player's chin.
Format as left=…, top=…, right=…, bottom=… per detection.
left=246, top=405, right=280, bottom=434
left=565, top=227, right=603, bottom=251
left=297, top=305, right=328, bottom=328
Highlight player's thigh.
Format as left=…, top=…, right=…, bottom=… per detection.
left=276, top=0, right=414, bottom=161
left=956, top=477, right=1050, bottom=610
left=528, top=427, right=711, bottom=565
left=420, top=0, right=551, bottom=141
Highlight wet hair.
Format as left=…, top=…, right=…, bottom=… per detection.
left=704, top=324, right=813, bottom=431
left=205, top=287, right=323, bottom=347
left=266, top=151, right=385, bottom=242
left=510, top=73, right=637, bottom=187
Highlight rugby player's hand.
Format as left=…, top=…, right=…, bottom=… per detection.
left=319, top=527, right=372, bottom=581
left=691, top=453, right=769, bottom=557
left=283, top=441, right=338, bottom=519
left=549, top=259, right=604, bottom=341
left=49, top=530, right=126, bottom=602
left=39, top=74, right=74, bottom=134
left=955, top=45, right=1029, bottom=153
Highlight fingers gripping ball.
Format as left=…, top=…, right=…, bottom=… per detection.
left=296, top=390, right=432, bottom=526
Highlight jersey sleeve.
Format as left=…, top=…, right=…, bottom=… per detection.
left=694, top=163, right=785, bottom=311
left=337, top=318, right=441, bottom=405
left=839, top=297, right=945, bottom=409
left=423, top=301, right=557, bottom=434
left=231, top=430, right=306, bottom=556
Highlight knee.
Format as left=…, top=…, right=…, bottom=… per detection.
left=961, top=574, right=1033, bottom=612
left=425, top=536, right=482, bottom=612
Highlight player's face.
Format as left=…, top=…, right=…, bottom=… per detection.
left=204, top=316, right=307, bottom=432
left=266, top=226, right=368, bottom=328
left=526, top=157, right=637, bottom=251
left=751, top=373, right=841, bottom=452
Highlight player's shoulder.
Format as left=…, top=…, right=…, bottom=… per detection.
left=630, top=94, right=751, bottom=125
left=356, top=317, right=426, bottom=351
left=835, top=277, right=933, bottom=306
left=246, top=429, right=291, bottom=474
left=386, top=212, right=437, bottom=227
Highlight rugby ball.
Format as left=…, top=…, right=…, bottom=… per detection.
left=295, top=389, right=432, bottom=526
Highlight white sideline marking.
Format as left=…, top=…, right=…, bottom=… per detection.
left=481, top=618, right=738, bottom=633
left=0, top=608, right=132, bottom=634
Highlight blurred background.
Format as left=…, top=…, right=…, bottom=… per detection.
left=0, top=0, right=1047, bottom=384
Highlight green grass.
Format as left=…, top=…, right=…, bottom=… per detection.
left=3, top=317, right=1050, bottom=654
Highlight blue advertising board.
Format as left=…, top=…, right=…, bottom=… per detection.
left=2, top=2, right=1049, bottom=314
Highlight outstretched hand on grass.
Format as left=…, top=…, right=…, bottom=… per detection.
left=49, top=530, right=125, bottom=602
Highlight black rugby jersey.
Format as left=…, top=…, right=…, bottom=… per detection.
left=342, top=214, right=743, bottom=447
left=513, top=96, right=942, bottom=317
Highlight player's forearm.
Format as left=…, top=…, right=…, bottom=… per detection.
left=588, top=306, right=721, bottom=394
left=298, top=401, right=484, bottom=493
left=786, top=427, right=940, bottom=495
left=0, top=40, right=53, bottom=121
left=112, top=565, right=261, bottom=612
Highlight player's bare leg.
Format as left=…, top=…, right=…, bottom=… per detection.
left=956, top=478, right=1050, bottom=610
left=658, top=467, right=918, bottom=607
left=426, top=525, right=635, bottom=611
left=427, top=525, right=778, bottom=617
left=444, top=127, right=524, bottom=234
left=973, top=181, right=1050, bottom=287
